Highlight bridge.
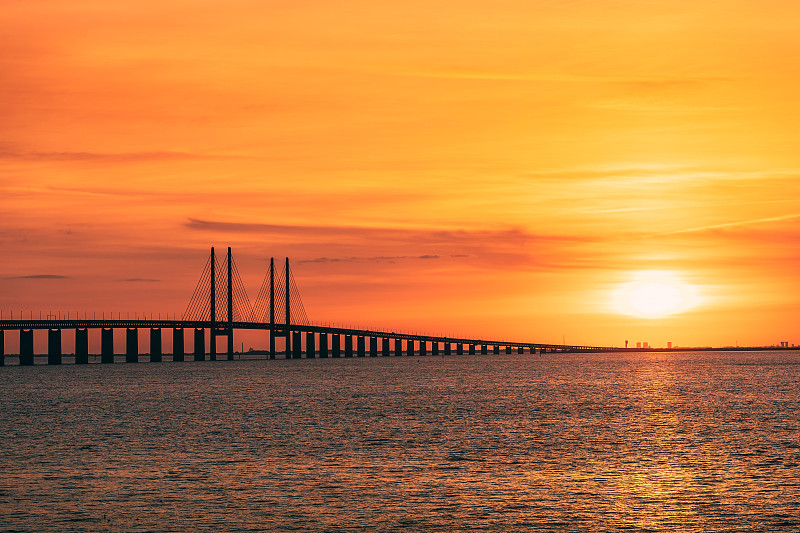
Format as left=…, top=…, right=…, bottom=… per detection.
left=0, top=247, right=615, bottom=365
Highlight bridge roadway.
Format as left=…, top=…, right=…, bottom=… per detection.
left=0, top=319, right=615, bottom=365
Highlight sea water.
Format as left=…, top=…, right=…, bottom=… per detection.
left=1, top=351, right=799, bottom=531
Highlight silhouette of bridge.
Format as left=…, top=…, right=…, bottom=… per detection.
left=0, top=247, right=615, bottom=365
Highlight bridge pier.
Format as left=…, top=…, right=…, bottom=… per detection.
left=444, top=342, right=451, bottom=355
left=319, top=333, right=328, bottom=358
left=505, top=345, right=512, bottom=354
left=517, top=346, right=523, bottom=354
left=418, top=340, right=426, bottom=356
left=173, top=328, right=184, bottom=361
left=344, top=335, right=353, bottom=358
left=194, top=328, right=205, bottom=361
left=370, top=336, right=378, bottom=357
left=481, top=344, right=488, bottom=355
left=306, top=332, right=315, bottom=358
left=126, top=328, right=138, bottom=363
left=432, top=341, right=439, bottom=356
left=356, top=336, right=365, bottom=357
left=227, top=331, right=234, bottom=361
left=394, top=338, right=402, bottom=356
left=492, top=345, right=499, bottom=355
left=20, top=329, right=34, bottom=365
left=457, top=343, right=463, bottom=355
left=332, top=334, right=341, bottom=357
left=150, top=328, right=162, bottom=362
left=469, top=344, right=476, bottom=355
left=0, top=329, right=3, bottom=366
left=382, top=337, right=390, bottom=357
left=101, top=328, right=114, bottom=363
left=269, top=330, right=275, bottom=360
left=292, top=331, right=302, bottom=359
left=75, top=328, right=89, bottom=364
left=48, top=329, right=62, bottom=365
left=406, top=339, right=415, bottom=357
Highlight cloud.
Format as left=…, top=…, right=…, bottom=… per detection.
left=185, top=218, right=588, bottom=244
left=298, top=255, right=441, bottom=264
left=185, top=218, right=596, bottom=272
left=664, top=213, right=800, bottom=235
left=0, top=150, right=220, bottom=163
left=6, top=274, right=68, bottom=279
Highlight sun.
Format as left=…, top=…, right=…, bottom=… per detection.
left=611, top=271, right=702, bottom=318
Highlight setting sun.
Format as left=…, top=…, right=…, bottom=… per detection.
left=612, top=271, right=702, bottom=319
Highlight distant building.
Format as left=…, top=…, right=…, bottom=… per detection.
left=636, top=342, right=642, bottom=349
left=643, top=342, right=649, bottom=349
left=667, top=342, right=672, bottom=349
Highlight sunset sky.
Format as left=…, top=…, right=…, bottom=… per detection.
left=2, top=0, right=799, bottom=348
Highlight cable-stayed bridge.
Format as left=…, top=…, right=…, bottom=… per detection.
left=0, top=247, right=615, bottom=365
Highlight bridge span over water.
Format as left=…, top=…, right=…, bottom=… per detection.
left=0, top=247, right=616, bottom=365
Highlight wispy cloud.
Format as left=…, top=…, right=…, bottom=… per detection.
left=6, top=274, right=68, bottom=279
left=185, top=218, right=589, bottom=244
left=299, top=254, right=444, bottom=264
left=0, top=150, right=221, bottom=163
left=666, top=213, right=800, bottom=235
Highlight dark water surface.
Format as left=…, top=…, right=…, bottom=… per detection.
left=1, top=351, right=799, bottom=532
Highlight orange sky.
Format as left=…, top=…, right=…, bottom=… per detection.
left=2, top=0, right=799, bottom=348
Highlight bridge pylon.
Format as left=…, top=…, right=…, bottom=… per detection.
left=184, top=246, right=253, bottom=359
left=252, top=256, right=309, bottom=358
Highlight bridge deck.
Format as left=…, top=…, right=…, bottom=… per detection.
left=0, top=320, right=614, bottom=352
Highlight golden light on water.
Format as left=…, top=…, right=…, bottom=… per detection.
left=611, top=271, right=702, bottom=319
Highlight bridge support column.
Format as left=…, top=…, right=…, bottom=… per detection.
left=194, top=328, right=205, bottom=361
left=432, top=342, right=439, bottom=356
left=0, top=329, right=4, bottom=366
left=356, top=336, right=365, bottom=357
left=394, top=338, right=402, bottom=356
left=319, top=333, right=328, bottom=358
left=369, top=337, right=378, bottom=357
left=227, top=331, right=234, bottom=361
left=419, top=340, right=427, bottom=356
left=382, top=337, right=390, bottom=357
left=306, top=332, right=315, bottom=358
left=517, top=346, right=523, bottom=354
left=332, top=334, right=341, bottom=357
left=406, top=339, right=415, bottom=357
left=457, top=343, right=463, bottom=355
left=173, top=328, right=184, bottom=361
left=292, top=331, right=302, bottom=359
left=20, top=329, right=34, bottom=366
left=444, top=342, right=451, bottom=355
left=101, top=328, right=114, bottom=363
left=269, top=330, right=276, bottom=360
left=481, top=344, right=488, bottom=355
left=150, top=328, right=162, bottom=362
left=493, top=345, right=499, bottom=355
left=344, top=335, right=353, bottom=358
left=469, top=344, right=476, bottom=355
left=126, top=328, right=138, bottom=363
left=75, top=328, right=88, bottom=364
left=505, top=345, right=512, bottom=354
left=48, top=329, right=62, bottom=365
